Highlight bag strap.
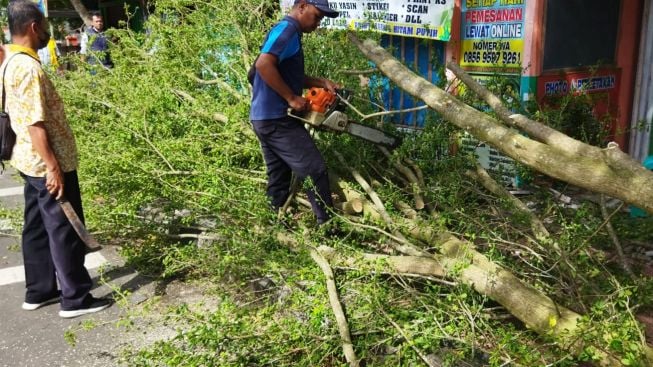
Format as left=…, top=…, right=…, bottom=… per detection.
left=0, top=51, right=38, bottom=172
left=2, top=51, right=39, bottom=113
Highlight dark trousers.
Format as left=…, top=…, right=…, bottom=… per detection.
left=252, top=117, right=333, bottom=223
left=21, top=170, right=92, bottom=309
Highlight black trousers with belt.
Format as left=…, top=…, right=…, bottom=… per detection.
left=21, top=170, right=92, bottom=309
left=251, top=117, right=333, bottom=224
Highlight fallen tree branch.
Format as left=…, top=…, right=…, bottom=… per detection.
left=188, top=74, right=247, bottom=102
left=446, top=62, right=589, bottom=156
left=338, top=183, right=382, bottom=221
left=318, top=246, right=446, bottom=279
left=394, top=200, right=418, bottom=219
left=327, top=191, right=633, bottom=365
left=334, top=152, right=394, bottom=225
left=379, top=146, right=425, bottom=210
left=348, top=32, right=653, bottom=214
left=335, top=198, right=365, bottom=215
left=310, top=247, right=360, bottom=367
left=334, top=151, right=427, bottom=257
left=465, top=165, right=549, bottom=239
left=600, top=194, right=634, bottom=278
left=403, top=157, right=426, bottom=189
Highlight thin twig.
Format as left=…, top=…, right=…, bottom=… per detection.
left=361, top=105, right=429, bottom=121
left=380, top=309, right=440, bottom=367
left=379, top=146, right=425, bottom=210
left=339, top=215, right=422, bottom=249
left=279, top=174, right=301, bottom=219
left=578, top=201, right=625, bottom=251
left=339, top=68, right=376, bottom=75
left=188, top=74, right=246, bottom=102
left=337, top=94, right=366, bottom=119
left=168, top=233, right=223, bottom=241
left=122, top=124, right=175, bottom=171
left=600, top=194, right=634, bottom=278
left=215, top=168, right=267, bottom=184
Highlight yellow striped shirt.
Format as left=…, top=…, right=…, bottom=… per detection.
left=2, top=44, right=77, bottom=177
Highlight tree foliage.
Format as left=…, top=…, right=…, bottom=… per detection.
left=47, top=0, right=653, bottom=366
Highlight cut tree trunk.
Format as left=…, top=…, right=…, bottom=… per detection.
left=318, top=238, right=648, bottom=366
left=348, top=33, right=653, bottom=214
left=330, top=181, right=653, bottom=365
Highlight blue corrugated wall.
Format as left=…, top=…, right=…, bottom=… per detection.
left=373, top=35, right=445, bottom=128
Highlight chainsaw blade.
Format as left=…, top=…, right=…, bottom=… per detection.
left=345, top=122, right=401, bottom=149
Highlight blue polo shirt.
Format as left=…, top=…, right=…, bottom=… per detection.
left=250, top=16, right=304, bottom=121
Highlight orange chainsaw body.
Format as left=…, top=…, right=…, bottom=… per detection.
left=305, top=87, right=337, bottom=113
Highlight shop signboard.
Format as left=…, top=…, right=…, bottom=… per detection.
left=460, top=0, right=525, bottom=72
left=537, top=69, right=621, bottom=122
left=280, top=0, right=454, bottom=40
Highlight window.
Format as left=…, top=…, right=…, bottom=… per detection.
left=543, top=0, right=620, bottom=70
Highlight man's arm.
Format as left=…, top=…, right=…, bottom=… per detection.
left=255, top=53, right=308, bottom=112
left=79, top=32, right=88, bottom=55
left=28, top=122, right=64, bottom=199
left=304, top=76, right=339, bottom=93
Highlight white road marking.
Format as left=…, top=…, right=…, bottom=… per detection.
left=0, top=186, right=23, bottom=197
left=0, top=263, right=24, bottom=286
left=0, top=252, right=108, bottom=286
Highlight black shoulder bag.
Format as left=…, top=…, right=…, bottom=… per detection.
left=247, top=55, right=260, bottom=86
left=0, top=53, right=27, bottom=172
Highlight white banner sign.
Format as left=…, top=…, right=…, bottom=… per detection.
left=281, top=1, right=454, bottom=40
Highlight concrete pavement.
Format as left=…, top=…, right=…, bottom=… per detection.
left=0, top=168, right=158, bottom=367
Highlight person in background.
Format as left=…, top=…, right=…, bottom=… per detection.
left=80, top=11, right=112, bottom=69
left=3, top=0, right=112, bottom=318
left=37, top=37, right=60, bottom=70
left=249, top=0, right=339, bottom=226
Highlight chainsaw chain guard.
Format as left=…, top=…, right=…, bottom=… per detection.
left=320, top=111, right=348, bottom=132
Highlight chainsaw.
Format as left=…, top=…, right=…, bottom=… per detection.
left=288, top=88, right=401, bottom=149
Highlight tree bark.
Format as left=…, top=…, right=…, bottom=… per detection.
left=70, top=0, right=92, bottom=27
left=348, top=33, right=653, bottom=214
left=446, top=62, right=590, bottom=155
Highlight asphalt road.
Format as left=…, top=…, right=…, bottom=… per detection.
left=0, top=168, right=154, bottom=367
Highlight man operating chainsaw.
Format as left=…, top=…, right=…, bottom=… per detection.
left=250, top=0, right=339, bottom=225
